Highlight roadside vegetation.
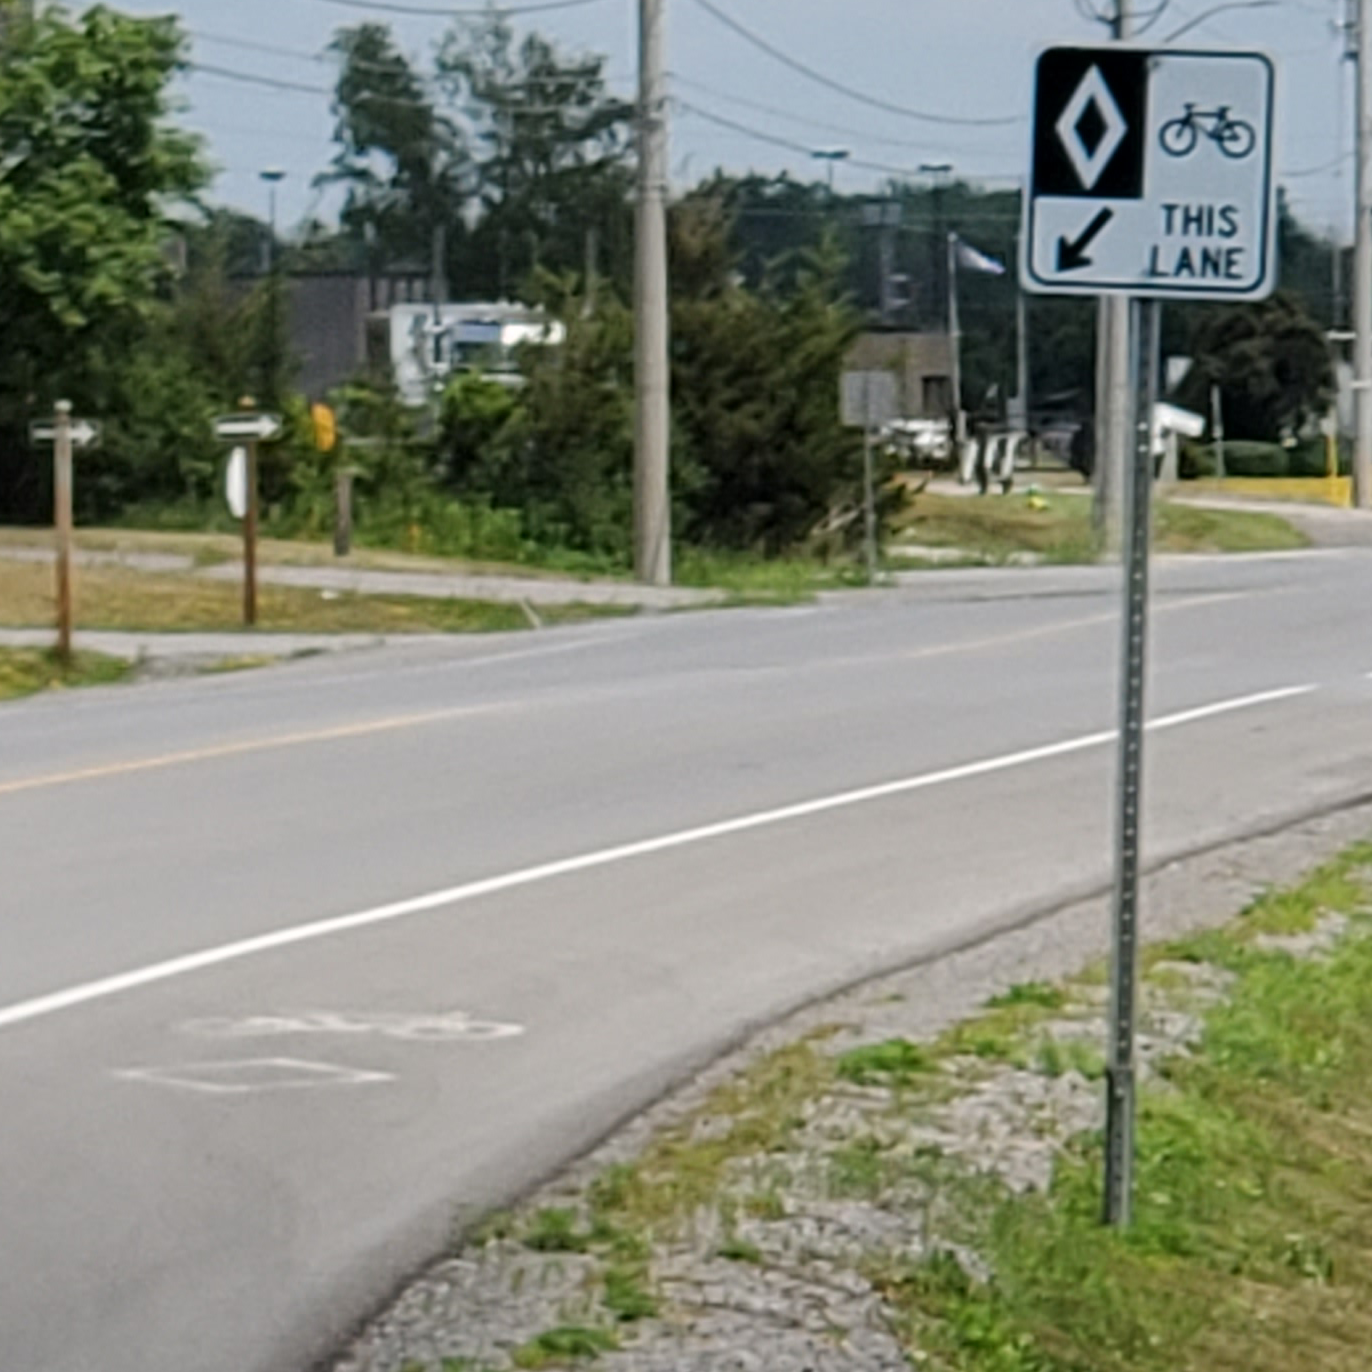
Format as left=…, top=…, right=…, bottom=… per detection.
left=361, top=843, right=1372, bottom=1372
left=0, top=558, right=629, bottom=636
left=892, top=491, right=1308, bottom=566
left=0, top=648, right=130, bottom=702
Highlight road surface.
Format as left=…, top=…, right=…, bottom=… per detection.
left=4, top=550, right=1372, bottom=1372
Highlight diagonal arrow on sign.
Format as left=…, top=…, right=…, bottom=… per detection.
left=1056, top=207, right=1115, bottom=272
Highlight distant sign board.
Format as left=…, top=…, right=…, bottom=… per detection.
left=841, top=371, right=899, bottom=430
left=225, top=447, right=248, bottom=520
left=214, top=413, right=282, bottom=443
left=1023, top=47, right=1276, bottom=301
left=29, top=418, right=101, bottom=449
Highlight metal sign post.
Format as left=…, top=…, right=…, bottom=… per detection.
left=52, top=403, right=74, bottom=665
left=214, top=409, right=282, bottom=628
left=1024, top=45, right=1278, bottom=1229
left=1103, top=296, right=1160, bottom=1228
left=841, top=371, right=898, bottom=582
left=29, top=405, right=101, bottom=664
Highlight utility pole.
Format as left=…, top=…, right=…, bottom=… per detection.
left=1095, top=1, right=1134, bottom=550
left=634, top=0, right=672, bottom=586
left=1354, top=0, right=1372, bottom=506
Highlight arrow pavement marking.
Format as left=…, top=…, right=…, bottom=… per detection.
left=1056, top=207, right=1116, bottom=273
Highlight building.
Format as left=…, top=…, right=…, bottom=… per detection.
left=844, top=332, right=955, bottom=421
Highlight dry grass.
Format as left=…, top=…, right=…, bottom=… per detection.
left=892, top=491, right=1308, bottom=563
left=0, top=525, right=613, bottom=580
left=0, top=558, right=629, bottom=635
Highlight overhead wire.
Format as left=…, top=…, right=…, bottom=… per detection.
left=688, top=0, right=1021, bottom=128
left=306, top=0, right=606, bottom=15
left=673, top=99, right=1022, bottom=185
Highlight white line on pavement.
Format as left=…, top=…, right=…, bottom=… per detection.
left=0, top=683, right=1317, bottom=1035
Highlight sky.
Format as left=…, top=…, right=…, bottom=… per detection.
left=112, top=0, right=1355, bottom=241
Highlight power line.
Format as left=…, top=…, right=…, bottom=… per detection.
left=307, top=0, right=606, bottom=15
left=689, top=0, right=1021, bottom=129
left=669, top=71, right=988, bottom=155
left=674, top=98, right=1022, bottom=184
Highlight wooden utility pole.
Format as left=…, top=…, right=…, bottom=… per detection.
left=634, top=0, right=672, bottom=586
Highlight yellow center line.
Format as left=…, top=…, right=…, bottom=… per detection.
left=0, top=704, right=503, bottom=799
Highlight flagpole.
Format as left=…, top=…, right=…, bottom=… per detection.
left=948, top=232, right=965, bottom=446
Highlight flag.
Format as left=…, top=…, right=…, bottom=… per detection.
left=954, top=237, right=1007, bottom=276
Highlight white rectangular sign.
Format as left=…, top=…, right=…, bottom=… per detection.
left=1023, top=47, right=1276, bottom=301
left=841, top=372, right=899, bottom=430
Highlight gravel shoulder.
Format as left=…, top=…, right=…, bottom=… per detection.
left=329, top=801, right=1372, bottom=1372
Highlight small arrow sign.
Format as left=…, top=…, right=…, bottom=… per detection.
left=29, top=419, right=101, bottom=449
left=214, top=413, right=282, bottom=443
left=1056, top=207, right=1115, bottom=272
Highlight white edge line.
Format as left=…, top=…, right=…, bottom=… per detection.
left=0, top=683, right=1318, bottom=1034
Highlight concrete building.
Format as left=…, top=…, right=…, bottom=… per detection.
left=845, top=332, right=955, bottom=421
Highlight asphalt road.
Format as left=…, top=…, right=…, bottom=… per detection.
left=5, top=550, right=1372, bottom=1372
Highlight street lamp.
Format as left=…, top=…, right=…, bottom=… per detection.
left=259, top=168, right=286, bottom=275
left=811, top=147, right=850, bottom=189
left=258, top=169, right=287, bottom=407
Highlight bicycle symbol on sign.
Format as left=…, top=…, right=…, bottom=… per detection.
left=1159, top=104, right=1256, bottom=160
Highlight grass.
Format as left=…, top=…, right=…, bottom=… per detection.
left=674, top=547, right=870, bottom=604
left=878, top=843, right=1372, bottom=1372
left=836, top=1038, right=937, bottom=1087
left=890, top=491, right=1308, bottom=565
left=0, top=647, right=131, bottom=701
left=510, top=1326, right=619, bottom=1369
left=0, top=558, right=631, bottom=636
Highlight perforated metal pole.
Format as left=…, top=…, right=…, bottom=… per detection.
left=1104, top=296, right=1155, bottom=1229
left=53, top=401, right=73, bottom=665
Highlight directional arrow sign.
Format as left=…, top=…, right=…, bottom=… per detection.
left=1022, top=46, right=1276, bottom=301
left=1057, top=208, right=1115, bottom=273
left=29, top=419, right=101, bottom=449
left=214, top=413, right=282, bottom=443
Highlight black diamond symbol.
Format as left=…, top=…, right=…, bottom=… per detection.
left=1075, top=101, right=1109, bottom=159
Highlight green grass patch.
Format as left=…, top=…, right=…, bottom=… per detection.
left=987, top=982, right=1069, bottom=1012
left=881, top=847, right=1372, bottom=1372
left=0, top=647, right=131, bottom=701
left=675, top=548, right=868, bottom=604
left=890, top=492, right=1306, bottom=566
left=601, top=1264, right=657, bottom=1323
left=836, top=1038, right=936, bottom=1086
left=522, top=1208, right=593, bottom=1254
left=584, top=1040, right=832, bottom=1239
left=510, top=1326, right=619, bottom=1368
left=718, top=1237, right=764, bottom=1264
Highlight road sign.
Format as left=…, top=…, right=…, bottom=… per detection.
left=225, top=447, right=248, bottom=520
left=29, top=418, right=100, bottom=449
left=214, top=413, right=282, bottom=443
left=1023, top=47, right=1276, bottom=301
left=841, top=371, right=899, bottom=430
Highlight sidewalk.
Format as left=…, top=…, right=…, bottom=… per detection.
left=0, top=543, right=721, bottom=611
left=0, top=627, right=439, bottom=663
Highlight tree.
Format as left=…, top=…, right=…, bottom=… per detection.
left=322, top=23, right=470, bottom=285
left=1180, top=292, right=1333, bottom=442
left=0, top=4, right=208, bottom=521
left=438, top=16, right=633, bottom=298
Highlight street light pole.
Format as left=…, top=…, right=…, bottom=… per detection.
left=811, top=148, right=850, bottom=190
left=259, top=168, right=286, bottom=411
left=635, top=0, right=672, bottom=586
